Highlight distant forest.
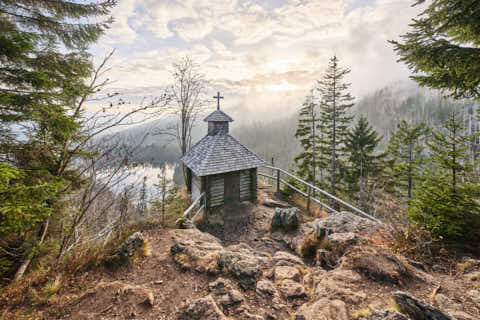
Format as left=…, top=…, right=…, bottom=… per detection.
left=108, top=81, right=479, bottom=183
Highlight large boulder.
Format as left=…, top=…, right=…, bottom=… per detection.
left=271, top=207, right=300, bottom=231
left=216, top=243, right=270, bottom=289
left=315, top=269, right=367, bottom=305
left=278, top=279, right=307, bottom=299
left=170, top=229, right=223, bottom=273
left=308, top=211, right=381, bottom=236
left=342, top=246, right=416, bottom=286
left=115, top=232, right=144, bottom=260
left=327, top=232, right=365, bottom=254
left=295, top=298, right=349, bottom=320
left=104, top=232, right=145, bottom=268
left=272, top=251, right=305, bottom=266
left=208, top=278, right=244, bottom=308
left=256, top=279, right=279, bottom=298
left=393, top=291, right=454, bottom=320
left=178, top=295, right=226, bottom=320
left=274, top=266, right=302, bottom=282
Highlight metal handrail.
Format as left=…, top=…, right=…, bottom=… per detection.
left=258, top=165, right=381, bottom=223
left=183, top=192, right=206, bottom=221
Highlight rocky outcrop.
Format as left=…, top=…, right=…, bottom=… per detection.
left=256, top=279, right=278, bottom=298
left=274, top=265, right=302, bottom=282
left=328, top=232, right=364, bottom=254
left=393, top=291, right=453, bottom=320
left=272, top=251, right=305, bottom=266
left=115, top=232, right=145, bottom=259
left=271, top=207, right=300, bottom=231
left=216, top=243, right=270, bottom=289
left=178, top=295, right=226, bottom=320
left=170, top=229, right=223, bottom=272
left=342, top=246, right=415, bottom=285
left=314, top=269, right=367, bottom=305
left=295, top=298, right=349, bottom=320
left=308, top=211, right=381, bottom=236
left=208, top=278, right=244, bottom=308
left=278, top=279, right=307, bottom=299
left=104, top=232, right=145, bottom=268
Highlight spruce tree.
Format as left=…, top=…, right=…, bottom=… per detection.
left=408, top=111, right=480, bottom=242
left=387, top=120, right=428, bottom=198
left=0, top=0, right=114, bottom=278
left=317, top=56, right=354, bottom=200
left=390, top=0, right=480, bottom=100
left=345, top=116, right=385, bottom=210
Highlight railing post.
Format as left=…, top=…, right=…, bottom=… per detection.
left=306, top=186, right=311, bottom=214
left=276, top=169, right=280, bottom=194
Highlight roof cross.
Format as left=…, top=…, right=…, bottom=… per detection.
left=213, top=91, right=224, bottom=110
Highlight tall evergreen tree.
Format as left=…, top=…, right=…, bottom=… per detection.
left=387, top=120, right=428, bottom=198
left=345, top=116, right=385, bottom=210
left=390, top=0, right=480, bottom=100
left=317, top=56, right=354, bottom=201
left=409, top=111, right=480, bottom=242
left=0, top=0, right=115, bottom=279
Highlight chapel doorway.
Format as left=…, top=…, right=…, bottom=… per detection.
left=224, top=172, right=240, bottom=205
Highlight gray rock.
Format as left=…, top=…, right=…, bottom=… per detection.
left=115, top=232, right=144, bottom=259
left=208, top=278, right=232, bottom=296
left=357, top=310, right=409, bottom=320
left=394, top=291, right=453, bottom=320
left=295, top=298, right=349, bottom=320
left=272, top=251, right=304, bottom=266
left=271, top=207, right=300, bottom=231
left=170, top=229, right=223, bottom=272
left=309, top=211, right=381, bottom=236
left=256, top=280, right=278, bottom=297
left=278, top=279, right=307, bottom=299
left=328, top=232, right=364, bottom=254
left=274, top=266, right=302, bottom=282
left=178, top=295, right=226, bottom=320
left=216, top=243, right=268, bottom=289
left=467, top=289, right=480, bottom=305
left=262, top=199, right=290, bottom=208
left=316, top=249, right=338, bottom=270
left=218, top=289, right=244, bottom=307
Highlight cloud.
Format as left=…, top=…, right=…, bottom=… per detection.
left=93, top=0, right=423, bottom=120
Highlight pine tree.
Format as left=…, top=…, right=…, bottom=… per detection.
left=317, top=56, right=354, bottom=201
left=345, top=116, right=385, bottom=210
left=387, top=121, right=428, bottom=198
left=153, top=168, right=175, bottom=226
left=408, top=111, right=480, bottom=242
left=294, top=90, right=324, bottom=188
left=390, top=0, right=480, bottom=100
left=138, top=176, right=148, bottom=216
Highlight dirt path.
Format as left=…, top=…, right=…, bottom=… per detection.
left=63, top=228, right=212, bottom=320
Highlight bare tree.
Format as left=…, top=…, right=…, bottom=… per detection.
left=169, top=56, right=208, bottom=185
left=11, top=51, right=173, bottom=273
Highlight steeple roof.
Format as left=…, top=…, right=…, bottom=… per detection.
left=203, top=110, right=234, bottom=122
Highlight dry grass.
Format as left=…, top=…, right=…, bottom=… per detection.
left=142, top=238, right=152, bottom=257
left=352, top=308, right=372, bottom=319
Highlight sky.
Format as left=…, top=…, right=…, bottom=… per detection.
left=90, top=0, right=423, bottom=121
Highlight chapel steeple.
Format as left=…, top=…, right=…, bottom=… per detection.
left=204, top=91, right=233, bottom=136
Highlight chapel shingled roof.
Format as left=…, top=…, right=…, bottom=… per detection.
left=181, top=134, right=266, bottom=177
left=203, top=110, right=234, bottom=122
